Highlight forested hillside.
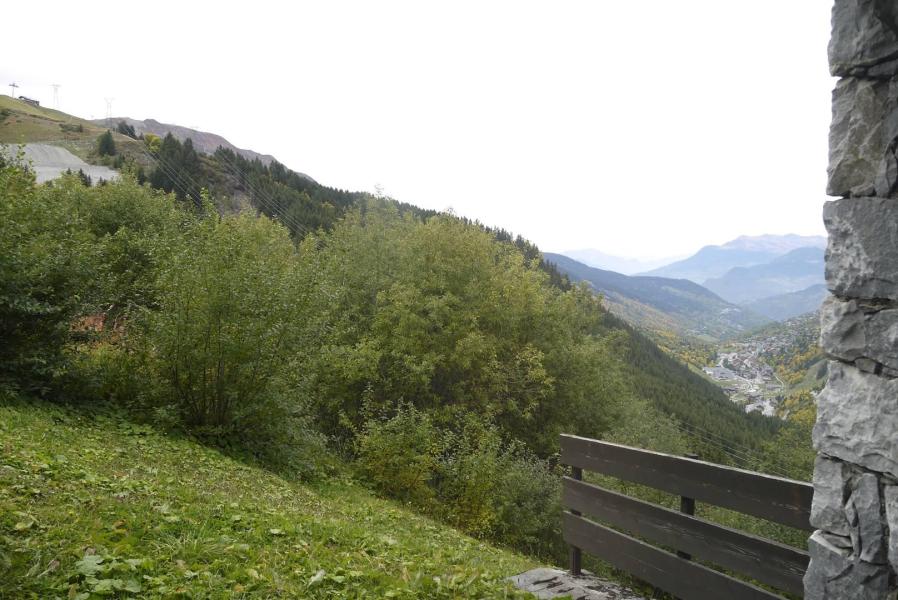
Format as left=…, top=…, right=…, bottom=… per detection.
left=1, top=124, right=798, bottom=593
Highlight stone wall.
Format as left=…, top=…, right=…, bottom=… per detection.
left=804, top=1, right=898, bottom=597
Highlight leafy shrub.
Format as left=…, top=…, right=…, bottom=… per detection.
left=134, top=212, right=310, bottom=437
left=0, top=163, right=97, bottom=391
left=356, top=408, right=564, bottom=559
left=355, top=404, right=441, bottom=506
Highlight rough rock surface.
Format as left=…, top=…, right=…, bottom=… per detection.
left=884, top=486, right=898, bottom=572
left=804, top=530, right=892, bottom=600
left=811, top=456, right=852, bottom=536
left=830, top=0, right=898, bottom=77
left=824, top=197, right=898, bottom=300
left=814, top=361, right=898, bottom=477
left=820, top=296, right=898, bottom=372
left=827, top=76, right=898, bottom=198
left=849, top=473, right=887, bottom=563
left=509, top=568, right=644, bottom=600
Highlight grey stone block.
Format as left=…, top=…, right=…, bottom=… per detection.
left=821, top=295, right=898, bottom=371
left=850, top=473, right=887, bottom=563
left=827, top=77, right=896, bottom=198
left=804, top=530, right=892, bottom=599
left=811, top=456, right=852, bottom=536
left=830, top=0, right=898, bottom=77
left=884, top=486, right=898, bottom=572
left=814, top=361, right=898, bottom=477
left=824, top=197, right=898, bottom=300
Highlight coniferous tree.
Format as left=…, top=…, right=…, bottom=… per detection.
left=116, top=120, right=138, bottom=139
left=97, top=130, right=116, bottom=156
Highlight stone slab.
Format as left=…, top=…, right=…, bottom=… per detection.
left=509, top=568, right=645, bottom=600
left=814, top=361, right=898, bottom=478
left=811, top=456, right=852, bottom=536
left=824, top=197, right=898, bottom=300
left=884, top=486, right=898, bottom=573
left=830, top=0, right=898, bottom=77
left=804, top=530, right=891, bottom=599
left=827, top=76, right=898, bottom=198
left=820, top=296, right=898, bottom=372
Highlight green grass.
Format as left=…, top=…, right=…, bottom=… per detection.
left=0, top=399, right=537, bottom=598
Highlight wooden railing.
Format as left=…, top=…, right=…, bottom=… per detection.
left=560, top=434, right=813, bottom=599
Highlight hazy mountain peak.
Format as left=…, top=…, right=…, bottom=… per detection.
left=560, top=248, right=680, bottom=275
left=720, top=234, right=826, bottom=253
left=641, top=234, right=827, bottom=284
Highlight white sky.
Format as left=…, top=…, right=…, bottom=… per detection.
left=2, top=1, right=834, bottom=259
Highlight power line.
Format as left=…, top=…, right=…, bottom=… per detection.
left=213, top=148, right=315, bottom=239
left=672, top=420, right=794, bottom=479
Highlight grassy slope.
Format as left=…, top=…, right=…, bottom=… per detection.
left=0, top=400, right=535, bottom=599
left=0, top=96, right=150, bottom=168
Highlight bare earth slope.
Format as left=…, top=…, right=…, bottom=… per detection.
left=2, top=143, right=119, bottom=183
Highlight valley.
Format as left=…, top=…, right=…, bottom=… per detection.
left=704, top=311, right=824, bottom=418
left=703, top=344, right=783, bottom=417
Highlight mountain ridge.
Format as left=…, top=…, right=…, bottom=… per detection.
left=642, top=234, right=826, bottom=283
left=544, top=252, right=770, bottom=340
left=92, top=116, right=315, bottom=182
left=703, top=246, right=825, bottom=304
left=742, top=283, right=828, bottom=322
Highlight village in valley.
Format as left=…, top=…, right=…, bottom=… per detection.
left=701, top=312, right=822, bottom=418
left=703, top=348, right=783, bottom=416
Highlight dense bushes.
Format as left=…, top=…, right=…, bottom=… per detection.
left=298, top=206, right=630, bottom=455
left=2, top=163, right=797, bottom=564
left=356, top=406, right=563, bottom=557
left=1, top=166, right=627, bottom=557
left=0, top=165, right=97, bottom=390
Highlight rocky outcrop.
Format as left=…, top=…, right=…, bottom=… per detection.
left=809, top=1, right=898, bottom=596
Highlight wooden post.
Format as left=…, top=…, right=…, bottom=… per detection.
left=569, top=465, right=582, bottom=576
left=676, top=453, right=699, bottom=561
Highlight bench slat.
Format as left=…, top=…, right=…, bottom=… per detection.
left=563, top=476, right=808, bottom=596
left=560, top=434, right=813, bottom=531
left=563, top=513, right=786, bottom=600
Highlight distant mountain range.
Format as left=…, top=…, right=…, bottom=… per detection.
left=703, top=246, right=825, bottom=304
left=639, top=234, right=826, bottom=283
left=544, top=253, right=770, bottom=341
left=559, top=249, right=680, bottom=275
left=742, top=284, right=828, bottom=322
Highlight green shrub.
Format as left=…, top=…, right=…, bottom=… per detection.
left=136, top=212, right=307, bottom=432
left=0, top=164, right=97, bottom=391
left=356, top=409, right=564, bottom=559
left=355, top=404, right=441, bottom=506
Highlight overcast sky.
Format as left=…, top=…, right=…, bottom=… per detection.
left=2, top=1, right=834, bottom=259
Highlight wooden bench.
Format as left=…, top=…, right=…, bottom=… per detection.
left=560, top=434, right=813, bottom=599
